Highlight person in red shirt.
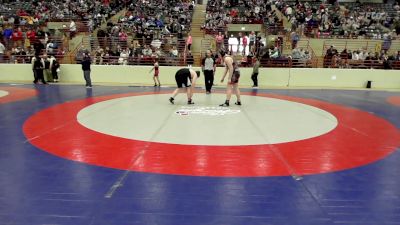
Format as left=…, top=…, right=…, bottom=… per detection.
left=149, top=58, right=161, bottom=87
left=242, top=33, right=248, bottom=56
left=17, top=9, right=28, bottom=17
left=12, top=28, right=23, bottom=48
left=230, top=8, right=238, bottom=18
left=26, top=28, right=36, bottom=47
left=118, top=30, right=128, bottom=48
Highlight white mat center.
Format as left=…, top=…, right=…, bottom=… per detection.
left=77, top=94, right=338, bottom=146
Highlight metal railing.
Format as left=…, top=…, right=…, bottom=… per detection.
left=322, top=40, right=400, bottom=56
left=322, top=58, right=400, bottom=70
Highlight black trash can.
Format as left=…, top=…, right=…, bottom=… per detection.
left=366, top=80, right=372, bottom=89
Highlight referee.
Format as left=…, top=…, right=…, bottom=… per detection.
left=201, top=49, right=216, bottom=94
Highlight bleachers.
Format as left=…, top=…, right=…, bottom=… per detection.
left=2, top=0, right=400, bottom=70
left=322, top=39, right=400, bottom=55
left=203, top=0, right=275, bottom=35
left=323, top=58, right=400, bottom=70
left=73, top=36, right=187, bottom=66
left=277, top=0, right=399, bottom=40
left=118, top=0, right=194, bottom=38
left=321, top=39, right=400, bottom=69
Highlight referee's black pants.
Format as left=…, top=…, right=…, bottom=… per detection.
left=204, top=70, right=214, bottom=92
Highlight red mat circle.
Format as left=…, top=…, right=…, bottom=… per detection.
left=23, top=92, right=400, bottom=177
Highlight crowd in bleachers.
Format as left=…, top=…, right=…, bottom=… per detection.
left=88, top=0, right=194, bottom=65
left=276, top=0, right=400, bottom=39
left=80, top=35, right=187, bottom=66
left=0, top=25, right=67, bottom=63
left=323, top=45, right=400, bottom=69
left=116, top=0, right=194, bottom=39
left=339, top=2, right=400, bottom=38
left=0, top=0, right=128, bottom=64
left=0, top=0, right=120, bottom=25
left=203, top=0, right=279, bottom=34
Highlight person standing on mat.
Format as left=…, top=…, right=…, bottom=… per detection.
left=251, top=56, right=260, bottom=88
left=169, top=68, right=200, bottom=105
left=219, top=49, right=241, bottom=106
left=149, top=58, right=161, bottom=87
left=201, top=49, right=216, bottom=94
left=81, top=53, right=92, bottom=88
left=32, top=54, right=47, bottom=84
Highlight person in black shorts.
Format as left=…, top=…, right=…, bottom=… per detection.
left=169, top=68, right=200, bottom=104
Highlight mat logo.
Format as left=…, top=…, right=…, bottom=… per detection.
left=176, top=106, right=241, bottom=116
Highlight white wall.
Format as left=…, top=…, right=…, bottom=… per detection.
left=0, top=64, right=399, bottom=89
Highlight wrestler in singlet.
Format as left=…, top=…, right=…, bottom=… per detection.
left=154, top=62, right=159, bottom=76
left=230, top=60, right=240, bottom=84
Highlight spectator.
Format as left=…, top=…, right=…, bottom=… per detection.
left=290, top=31, right=299, bottom=49
left=0, top=41, right=5, bottom=63
left=94, top=46, right=104, bottom=65
left=249, top=31, right=256, bottom=50
left=43, top=54, right=53, bottom=82
left=242, top=33, right=248, bottom=55
left=170, top=46, right=178, bottom=58
left=69, top=19, right=77, bottom=39
left=81, top=53, right=92, bottom=88
left=118, top=30, right=128, bottom=49
left=32, top=54, right=47, bottom=84
left=142, top=45, right=153, bottom=57
left=270, top=47, right=280, bottom=59
left=3, top=25, right=13, bottom=49
left=186, top=33, right=192, bottom=51
left=49, top=55, right=60, bottom=82
left=12, top=27, right=23, bottom=48
left=228, top=34, right=238, bottom=54
left=151, top=39, right=162, bottom=49
left=251, top=56, right=260, bottom=88
left=216, top=32, right=224, bottom=50
left=187, top=51, right=194, bottom=67
left=26, top=28, right=36, bottom=48
left=118, top=49, right=129, bottom=65
left=292, top=47, right=302, bottom=59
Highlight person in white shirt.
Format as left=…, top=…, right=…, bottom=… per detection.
left=69, top=20, right=77, bottom=39
left=142, top=45, right=153, bottom=57
left=249, top=31, right=256, bottom=50
left=285, top=6, right=293, bottom=19
left=151, top=39, right=162, bottom=49
left=49, top=55, right=60, bottom=82
left=359, top=50, right=367, bottom=60
left=32, top=55, right=47, bottom=84
left=228, top=35, right=238, bottom=54
left=352, top=51, right=360, bottom=60
left=118, top=49, right=129, bottom=65
left=270, top=47, right=280, bottom=59
left=170, top=46, right=178, bottom=57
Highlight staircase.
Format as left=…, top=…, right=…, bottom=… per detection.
left=190, top=4, right=207, bottom=66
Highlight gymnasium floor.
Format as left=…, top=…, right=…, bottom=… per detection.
left=0, top=83, right=400, bottom=225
